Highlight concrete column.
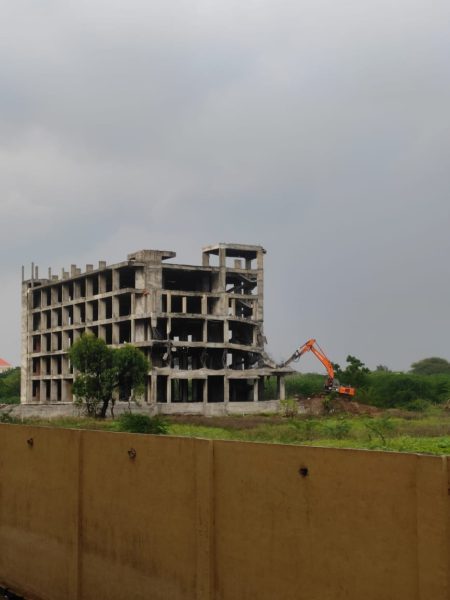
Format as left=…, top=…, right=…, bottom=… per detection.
left=201, top=295, right=207, bottom=315
left=61, top=380, right=68, bottom=402
left=98, top=298, right=106, bottom=320
left=112, top=324, right=119, bottom=344
left=224, top=377, right=229, bottom=405
left=218, top=247, right=227, bottom=316
left=256, top=249, right=264, bottom=322
left=203, top=378, right=208, bottom=404
left=166, top=292, right=172, bottom=313
left=112, top=269, right=120, bottom=291
left=21, top=282, right=32, bottom=403
left=277, top=376, right=286, bottom=401
left=150, top=375, right=157, bottom=405
left=50, top=379, right=57, bottom=402
left=112, top=296, right=119, bottom=319
left=167, top=377, right=172, bottom=403
left=98, top=273, right=106, bottom=294
left=253, top=379, right=258, bottom=402
left=203, top=321, right=207, bottom=343
left=182, top=296, right=187, bottom=314
left=135, top=321, right=145, bottom=343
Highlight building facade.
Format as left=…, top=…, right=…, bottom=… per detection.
left=21, top=244, right=287, bottom=415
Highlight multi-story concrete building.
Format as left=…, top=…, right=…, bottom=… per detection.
left=21, top=244, right=287, bottom=415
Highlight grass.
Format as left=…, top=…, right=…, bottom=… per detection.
left=5, top=408, right=450, bottom=455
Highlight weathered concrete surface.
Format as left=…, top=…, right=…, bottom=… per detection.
left=1, top=425, right=449, bottom=600
left=1, top=399, right=281, bottom=419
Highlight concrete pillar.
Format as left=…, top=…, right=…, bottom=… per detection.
left=112, top=296, right=119, bottom=319
left=21, top=282, right=32, bottom=403
left=167, top=377, right=172, bottom=403
left=61, top=380, right=68, bottom=402
left=253, top=379, right=258, bottom=402
left=224, top=377, right=229, bottom=405
left=201, top=295, right=207, bottom=315
left=182, top=296, right=187, bottom=314
left=150, top=375, right=157, bottom=405
left=224, top=320, right=229, bottom=344
left=98, top=299, right=106, bottom=320
left=256, top=249, right=264, bottom=322
left=203, top=378, right=208, bottom=404
left=98, top=273, right=106, bottom=294
left=50, top=379, right=57, bottom=402
left=112, top=269, right=120, bottom=291
left=277, top=376, right=286, bottom=401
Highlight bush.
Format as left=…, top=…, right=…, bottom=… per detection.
left=358, top=372, right=450, bottom=408
left=286, top=374, right=324, bottom=398
left=117, top=413, right=168, bottom=434
left=280, top=398, right=298, bottom=417
left=405, top=398, right=432, bottom=412
left=323, top=419, right=351, bottom=439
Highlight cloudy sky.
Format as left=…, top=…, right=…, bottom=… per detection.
left=1, top=0, right=449, bottom=371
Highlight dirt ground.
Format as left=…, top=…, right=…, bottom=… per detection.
left=168, top=397, right=381, bottom=430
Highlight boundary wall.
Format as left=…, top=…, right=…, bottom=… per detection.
left=0, top=424, right=449, bottom=600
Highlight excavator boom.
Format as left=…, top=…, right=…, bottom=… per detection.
left=281, top=338, right=356, bottom=397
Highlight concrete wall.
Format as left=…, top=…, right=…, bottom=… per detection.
left=0, top=424, right=449, bottom=600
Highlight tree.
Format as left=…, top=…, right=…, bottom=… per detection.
left=114, top=344, right=150, bottom=409
left=0, top=367, right=21, bottom=404
left=69, top=334, right=150, bottom=418
left=410, top=357, right=450, bottom=376
left=375, top=365, right=391, bottom=372
left=334, top=355, right=370, bottom=388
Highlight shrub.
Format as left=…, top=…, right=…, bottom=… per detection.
left=286, top=374, right=324, bottom=398
left=280, top=398, right=298, bottom=418
left=117, top=413, right=168, bottom=434
left=323, top=419, right=351, bottom=439
left=405, top=398, right=432, bottom=412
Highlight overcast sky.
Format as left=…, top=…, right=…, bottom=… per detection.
left=1, top=0, right=449, bottom=371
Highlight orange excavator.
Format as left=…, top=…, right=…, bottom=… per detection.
left=280, top=338, right=356, bottom=397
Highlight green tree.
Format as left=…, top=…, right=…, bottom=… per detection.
left=69, top=334, right=150, bottom=418
left=114, top=344, right=150, bottom=408
left=410, top=357, right=450, bottom=375
left=69, top=335, right=116, bottom=417
left=335, top=355, right=370, bottom=388
left=0, top=367, right=20, bottom=404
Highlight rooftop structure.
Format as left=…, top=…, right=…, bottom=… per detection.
left=21, top=244, right=288, bottom=415
left=0, top=358, right=12, bottom=374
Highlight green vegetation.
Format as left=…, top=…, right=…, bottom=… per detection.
left=69, top=334, right=150, bottom=418
left=0, top=367, right=20, bottom=404
left=279, top=370, right=450, bottom=410
left=3, top=409, right=450, bottom=455
left=116, top=413, right=168, bottom=434
left=410, top=357, right=450, bottom=375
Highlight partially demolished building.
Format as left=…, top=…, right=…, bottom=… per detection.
left=21, top=244, right=287, bottom=415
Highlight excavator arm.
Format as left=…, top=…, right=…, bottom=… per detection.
left=280, top=338, right=355, bottom=397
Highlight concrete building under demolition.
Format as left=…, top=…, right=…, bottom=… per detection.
left=21, top=244, right=288, bottom=415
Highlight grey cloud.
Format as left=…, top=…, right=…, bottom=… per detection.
left=1, top=0, right=449, bottom=370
